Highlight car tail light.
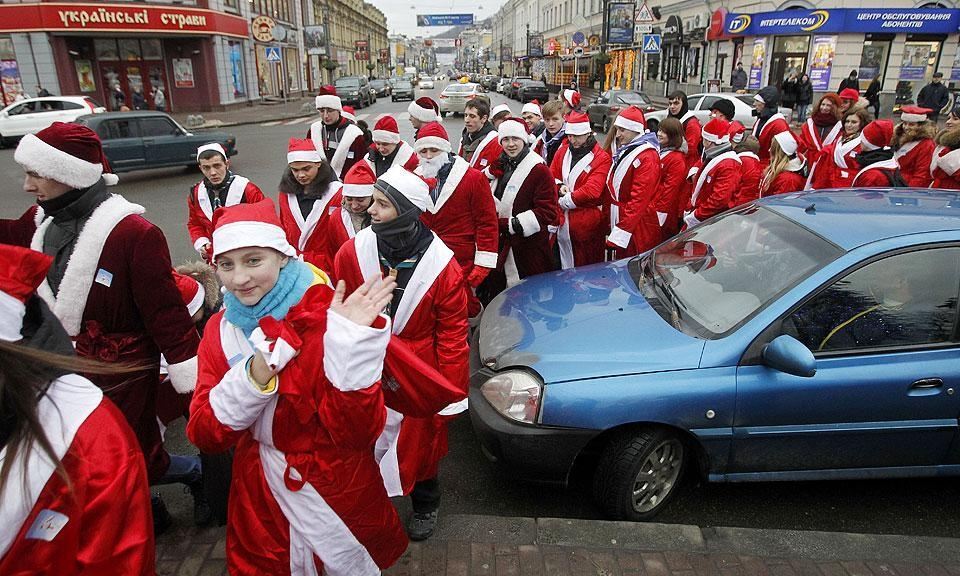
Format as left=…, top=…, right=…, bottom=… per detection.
left=84, top=99, right=96, bottom=112
left=512, top=82, right=519, bottom=88
left=439, top=94, right=448, bottom=99
left=466, top=94, right=475, bottom=99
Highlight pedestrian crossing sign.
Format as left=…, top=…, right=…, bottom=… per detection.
left=635, top=2, right=654, bottom=23
left=642, top=34, right=662, bottom=54
left=265, top=46, right=282, bottom=62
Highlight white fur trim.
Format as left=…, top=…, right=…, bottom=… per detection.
left=702, top=130, right=729, bottom=145
left=559, top=193, right=577, bottom=210
left=212, top=221, right=297, bottom=258
left=315, top=94, right=342, bottom=111
left=193, top=236, right=211, bottom=253
left=774, top=131, right=798, bottom=155
left=474, top=250, right=498, bottom=269
left=288, top=150, right=323, bottom=163
left=498, top=120, right=528, bottom=143
left=168, top=355, right=198, bottom=393
left=342, top=110, right=356, bottom=121
left=614, top=115, right=645, bottom=133
left=186, top=283, right=205, bottom=317
left=515, top=210, right=541, bottom=237
left=565, top=121, right=591, bottom=136
left=608, top=226, right=631, bottom=248
left=372, top=129, right=400, bottom=144
left=323, top=308, right=390, bottom=392
left=408, top=100, right=438, bottom=122
left=491, top=103, right=511, bottom=118
left=754, top=93, right=764, bottom=103
left=102, top=173, right=119, bottom=186
left=939, top=148, right=960, bottom=176
left=209, top=357, right=277, bottom=431
left=438, top=398, right=468, bottom=415
left=197, top=143, right=226, bottom=161
left=415, top=135, right=451, bottom=153
left=15, top=133, right=103, bottom=190
left=521, top=102, right=542, bottom=117
left=0, top=291, right=25, bottom=342
left=342, top=183, right=374, bottom=197
left=901, top=112, right=927, bottom=123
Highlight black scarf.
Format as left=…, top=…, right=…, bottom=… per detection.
left=203, top=171, right=235, bottom=209
left=570, top=140, right=593, bottom=166
left=38, top=179, right=111, bottom=294
left=856, top=147, right=894, bottom=168
left=668, top=98, right=689, bottom=120
left=494, top=146, right=530, bottom=200
left=532, top=123, right=546, bottom=138
left=462, top=122, right=494, bottom=146
left=371, top=189, right=433, bottom=268
left=370, top=147, right=399, bottom=176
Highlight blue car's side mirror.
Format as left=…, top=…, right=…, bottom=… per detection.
left=762, top=335, right=817, bottom=378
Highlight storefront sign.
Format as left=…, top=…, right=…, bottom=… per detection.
left=663, top=15, right=683, bottom=43
left=0, top=3, right=248, bottom=37
left=528, top=34, right=544, bottom=57
left=809, top=35, right=836, bottom=92
left=748, top=37, right=765, bottom=90
left=173, top=58, right=195, bottom=88
left=252, top=15, right=276, bottom=42
left=706, top=8, right=728, bottom=41
left=304, top=25, right=326, bottom=55
left=354, top=40, right=369, bottom=61
left=725, top=8, right=960, bottom=36
left=607, top=2, right=637, bottom=45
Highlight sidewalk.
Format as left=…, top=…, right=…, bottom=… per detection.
left=155, top=514, right=960, bottom=575
left=170, top=97, right=315, bottom=129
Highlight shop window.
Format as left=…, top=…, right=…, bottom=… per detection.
left=858, top=39, right=891, bottom=87
left=685, top=46, right=700, bottom=83
left=0, top=36, right=14, bottom=60
left=142, top=40, right=163, bottom=61
left=120, top=39, right=141, bottom=61
left=95, top=39, right=119, bottom=61
left=229, top=41, right=246, bottom=97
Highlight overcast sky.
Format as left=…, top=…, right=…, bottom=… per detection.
left=367, top=0, right=507, bottom=37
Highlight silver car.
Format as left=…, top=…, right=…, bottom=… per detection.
left=439, top=83, right=484, bottom=117
left=645, top=93, right=793, bottom=131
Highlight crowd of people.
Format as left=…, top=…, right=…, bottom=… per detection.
left=4, top=78, right=960, bottom=575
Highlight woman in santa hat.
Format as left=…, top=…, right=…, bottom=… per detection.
left=893, top=106, right=936, bottom=187
left=808, top=107, right=870, bottom=189
left=931, top=103, right=960, bottom=189
left=797, top=93, right=842, bottom=166
left=750, top=86, right=791, bottom=168
left=852, top=120, right=903, bottom=187
left=0, top=244, right=154, bottom=575
left=328, top=161, right=375, bottom=258
left=654, top=117, right=689, bottom=239
left=187, top=199, right=410, bottom=574
left=759, top=132, right=808, bottom=197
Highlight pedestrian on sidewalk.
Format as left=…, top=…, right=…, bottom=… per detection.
left=838, top=70, right=859, bottom=93
left=731, top=62, right=747, bottom=92
left=780, top=72, right=799, bottom=118
left=865, top=76, right=882, bottom=120
left=796, top=73, right=813, bottom=124
left=187, top=199, right=409, bottom=574
left=917, top=72, right=950, bottom=122
left=153, top=86, right=165, bottom=112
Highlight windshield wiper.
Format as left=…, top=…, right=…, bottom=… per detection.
left=644, top=254, right=685, bottom=330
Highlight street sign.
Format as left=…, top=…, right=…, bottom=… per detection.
left=416, top=14, right=474, bottom=26
left=573, top=46, right=585, bottom=56
left=641, top=34, right=661, bottom=54
left=572, top=31, right=586, bottom=46
left=635, top=24, right=653, bottom=34
left=635, top=2, right=654, bottom=22
left=265, top=46, right=282, bottom=62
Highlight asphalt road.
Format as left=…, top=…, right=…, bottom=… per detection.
left=2, top=87, right=959, bottom=538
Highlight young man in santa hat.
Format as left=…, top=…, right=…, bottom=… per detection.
left=490, top=103, right=512, bottom=129
left=728, top=122, right=762, bottom=208
left=277, top=137, right=343, bottom=273
left=560, top=88, right=582, bottom=114
left=521, top=100, right=546, bottom=155
left=334, top=166, right=469, bottom=542
left=0, top=244, right=154, bottom=575
left=709, top=98, right=736, bottom=123
left=1, top=122, right=200, bottom=493
left=458, top=98, right=502, bottom=174
left=751, top=86, right=791, bottom=168
left=486, top=117, right=558, bottom=293
left=684, top=118, right=741, bottom=228
left=853, top=120, right=904, bottom=187
left=550, top=111, right=612, bottom=268
left=308, top=85, right=366, bottom=180
left=365, top=115, right=419, bottom=176
left=893, top=105, right=936, bottom=187
left=538, top=99, right=567, bottom=165
left=188, top=142, right=265, bottom=261
left=414, top=121, right=499, bottom=319
left=666, top=90, right=703, bottom=170
left=329, top=160, right=375, bottom=257
left=605, top=105, right=662, bottom=259
left=188, top=198, right=410, bottom=574
left=798, top=93, right=842, bottom=165
left=408, top=96, right=441, bottom=136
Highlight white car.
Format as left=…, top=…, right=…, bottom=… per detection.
left=645, top=93, right=793, bottom=131
left=0, top=96, right=105, bottom=145
left=418, top=79, right=435, bottom=90
left=439, top=82, right=483, bottom=116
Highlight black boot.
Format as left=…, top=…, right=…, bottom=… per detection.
left=152, top=493, right=172, bottom=536
left=185, top=479, right=213, bottom=526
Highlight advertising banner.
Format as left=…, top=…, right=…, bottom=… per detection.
left=172, top=58, right=195, bottom=88
left=951, top=50, right=960, bottom=82
left=748, top=37, right=765, bottom=90
left=809, top=35, right=836, bottom=92
left=900, top=44, right=930, bottom=80
left=416, top=14, right=473, bottom=26
left=725, top=8, right=960, bottom=36
left=304, top=25, right=326, bottom=55
left=354, top=40, right=369, bottom=60
left=432, top=38, right=456, bottom=48
left=528, top=34, right=543, bottom=57
left=607, top=2, right=636, bottom=45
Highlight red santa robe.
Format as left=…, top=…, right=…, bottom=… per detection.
left=0, top=198, right=200, bottom=484
left=676, top=112, right=703, bottom=170
left=493, top=151, right=558, bottom=285
left=729, top=151, right=761, bottom=208
left=187, top=176, right=265, bottom=255
left=759, top=156, right=807, bottom=197
left=753, top=113, right=790, bottom=167
left=894, top=138, right=935, bottom=188
left=931, top=143, right=960, bottom=189
left=334, top=229, right=469, bottom=497
left=419, top=156, right=499, bottom=316
left=852, top=156, right=900, bottom=187
left=0, top=374, right=154, bottom=575
left=798, top=118, right=841, bottom=166
left=808, top=135, right=861, bottom=190
left=363, top=141, right=419, bottom=175
left=278, top=181, right=344, bottom=273
left=187, top=281, right=408, bottom=575
left=458, top=129, right=502, bottom=173
left=308, top=118, right=366, bottom=180
left=550, top=140, right=613, bottom=268
left=686, top=148, right=741, bottom=226
left=605, top=139, right=661, bottom=258
left=657, top=148, right=688, bottom=240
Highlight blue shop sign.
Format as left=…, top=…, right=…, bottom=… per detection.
left=725, top=8, right=960, bottom=36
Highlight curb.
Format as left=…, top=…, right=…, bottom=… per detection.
left=181, top=113, right=315, bottom=130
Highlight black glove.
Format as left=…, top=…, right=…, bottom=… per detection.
left=511, top=216, right=523, bottom=236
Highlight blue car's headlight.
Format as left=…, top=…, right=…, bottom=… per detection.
left=480, top=370, right=542, bottom=424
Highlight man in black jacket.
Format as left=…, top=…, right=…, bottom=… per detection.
left=918, top=72, right=950, bottom=122
left=838, top=70, right=859, bottom=92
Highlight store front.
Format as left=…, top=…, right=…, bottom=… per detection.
left=768, top=35, right=809, bottom=87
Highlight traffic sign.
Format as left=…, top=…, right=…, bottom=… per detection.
left=635, top=2, right=654, bottom=23
left=635, top=24, right=653, bottom=34
left=641, top=34, right=661, bottom=54
left=573, top=46, right=585, bottom=57
left=572, top=31, right=586, bottom=46
left=265, top=46, right=282, bottom=62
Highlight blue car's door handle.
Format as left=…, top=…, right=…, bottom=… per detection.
left=911, top=378, right=944, bottom=389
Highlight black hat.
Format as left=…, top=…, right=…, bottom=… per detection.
left=710, top=99, right=736, bottom=121
left=934, top=71, right=944, bottom=78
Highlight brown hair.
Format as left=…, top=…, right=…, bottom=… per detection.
left=842, top=107, right=871, bottom=138
left=658, top=117, right=685, bottom=149
left=464, top=98, right=490, bottom=119
left=542, top=99, right=564, bottom=118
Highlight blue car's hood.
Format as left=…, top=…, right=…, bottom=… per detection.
left=478, top=260, right=705, bottom=383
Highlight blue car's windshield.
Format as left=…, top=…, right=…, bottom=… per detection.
left=637, top=207, right=843, bottom=338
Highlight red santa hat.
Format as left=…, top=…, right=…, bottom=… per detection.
left=0, top=244, right=52, bottom=342
left=773, top=131, right=798, bottom=156
left=15, top=122, right=119, bottom=188
left=408, top=96, right=440, bottom=122
left=900, top=105, right=933, bottom=123
left=838, top=88, right=860, bottom=102
left=564, top=111, right=592, bottom=136
left=561, top=89, right=581, bottom=109
left=315, top=85, right=342, bottom=111
left=211, top=199, right=297, bottom=259
left=173, top=270, right=205, bottom=317
left=491, top=103, right=512, bottom=118
left=287, top=137, right=322, bottom=164
left=196, top=142, right=227, bottom=162
left=521, top=100, right=542, bottom=117
left=342, top=105, right=357, bottom=122
left=701, top=118, right=731, bottom=145
left=374, top=166, right=431, bottom=212
left=414, top=121, right=451, bottom=153
left=373, top=115, right=401, bottom=144
left=498, top=117, right=530, bottom=143
left=728, top=121, right=747, bottom=144
left=342, top=161, right=376, bottom=197
left=860, top=119, right=894, bottom=151
left=613, top=105, right=646, bottom=133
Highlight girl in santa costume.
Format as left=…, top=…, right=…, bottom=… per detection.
left=604, top=105, right=662, bottom=258
left=364, top=116, right=419, bottom=176
left=684, top=117, right=741, bottom=229
left=808, top=107, right=870, bottom=190
left=0, top=244, right=154, bottom=575
left=728, top=122, right=762, bottom=208
left=277, top=137, right=344, bottom=274
left=334, top=167, right=469, bottom=543
left=550, top=111, right=612, bottom=268
left=893, top=106, right=936, bottom=188
left=852, top=120, right=903, bottom=187
left=665, top=90, right=702, bottom=171
left=188, top=199, right=409, bottom=575
left=750, top=86, right=791, bottom=168
left=931, top=104, right=960, bottom=189
left=759, top=132, right=808, bottom=197
left=328, top=161, right=375, bottom=258
left=797, top=93, right=842, bottom=166
left=655, top=117, right=689, bottom=239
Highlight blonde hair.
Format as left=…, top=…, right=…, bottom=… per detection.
left=760, top=139, right=792, bottom=196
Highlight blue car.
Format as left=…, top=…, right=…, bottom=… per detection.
left=470, top=189, right=960, bottom=521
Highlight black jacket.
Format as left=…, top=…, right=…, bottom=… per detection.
left=838, top=77, right=859, bottom=92
left=797, top=80, right=814, bottom=106
left=918, top=82, right=950, bottom=116
left=865, top=79, right=881, bottom=106
left=781, top=78, right=799, bottom=106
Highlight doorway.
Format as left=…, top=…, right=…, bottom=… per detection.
left=768, top=35, right=810, bottom=88
left=94, top=38, right=168, bottom=112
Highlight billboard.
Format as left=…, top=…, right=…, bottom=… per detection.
left=607, top=2, right=636, bottom=45
left=416, top=14, right=474, bottom=26
left=304, top=25, right=326, bottom=55
left=528, top=33, right=543, bottom=57
left=725, top=8, right=960, bottom=36
left=432, top=38, right=456, bottom=49
left=354, top=40, right=369, bottom=60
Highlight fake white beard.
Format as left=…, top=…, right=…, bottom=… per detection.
left=418, top=154, right=448, bottom=178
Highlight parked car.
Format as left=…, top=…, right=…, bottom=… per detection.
left=516, top=80, right=550, bottom=104
left=0, top=96, right=105, bottom=146
left=496, top=78, right=511, bottom=94
left=391, top=80, right=415, bottom=102
left=482, top=75, right=499, bottom=91
left=507, top=76, right=533, bottom=99
left=370, top=79, right=391, bottom=98
left=418, top=78, right=435, bottom=90
left=74, top=111, right=236, bottom=174
left=439, top=82, right=484, bottom=117
left=646, top=92, right=793, bottom=131
left=587, top=90, right=657, bottom=132
left=470, top=188, right=960, bottom=521
left=334, top=76, right=374, bottom=108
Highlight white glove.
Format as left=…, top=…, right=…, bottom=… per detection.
left=249, top=327, right=299, bottom=372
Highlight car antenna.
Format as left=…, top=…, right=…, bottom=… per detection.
left=805, top=203, right=816, bottom=214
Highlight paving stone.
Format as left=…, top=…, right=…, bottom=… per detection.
left=470, top=542, right=496, bottom=574
left=642, top=552, right=672, bottom=576
left=518, top=545, right=543, bottom=576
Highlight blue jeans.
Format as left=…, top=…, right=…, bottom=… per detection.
left=156, top=453, right=202, bottom=485
left=796, top=104, right=809, bottom=124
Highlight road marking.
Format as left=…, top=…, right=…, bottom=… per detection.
left=285, top=117, right=313, bottom=125
left=357, top=113, right=370, bottom=121
left=261, top=120, right=283, bottom=126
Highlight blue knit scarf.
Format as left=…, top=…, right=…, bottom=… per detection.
left=223, top=258, right=315, bottom=336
